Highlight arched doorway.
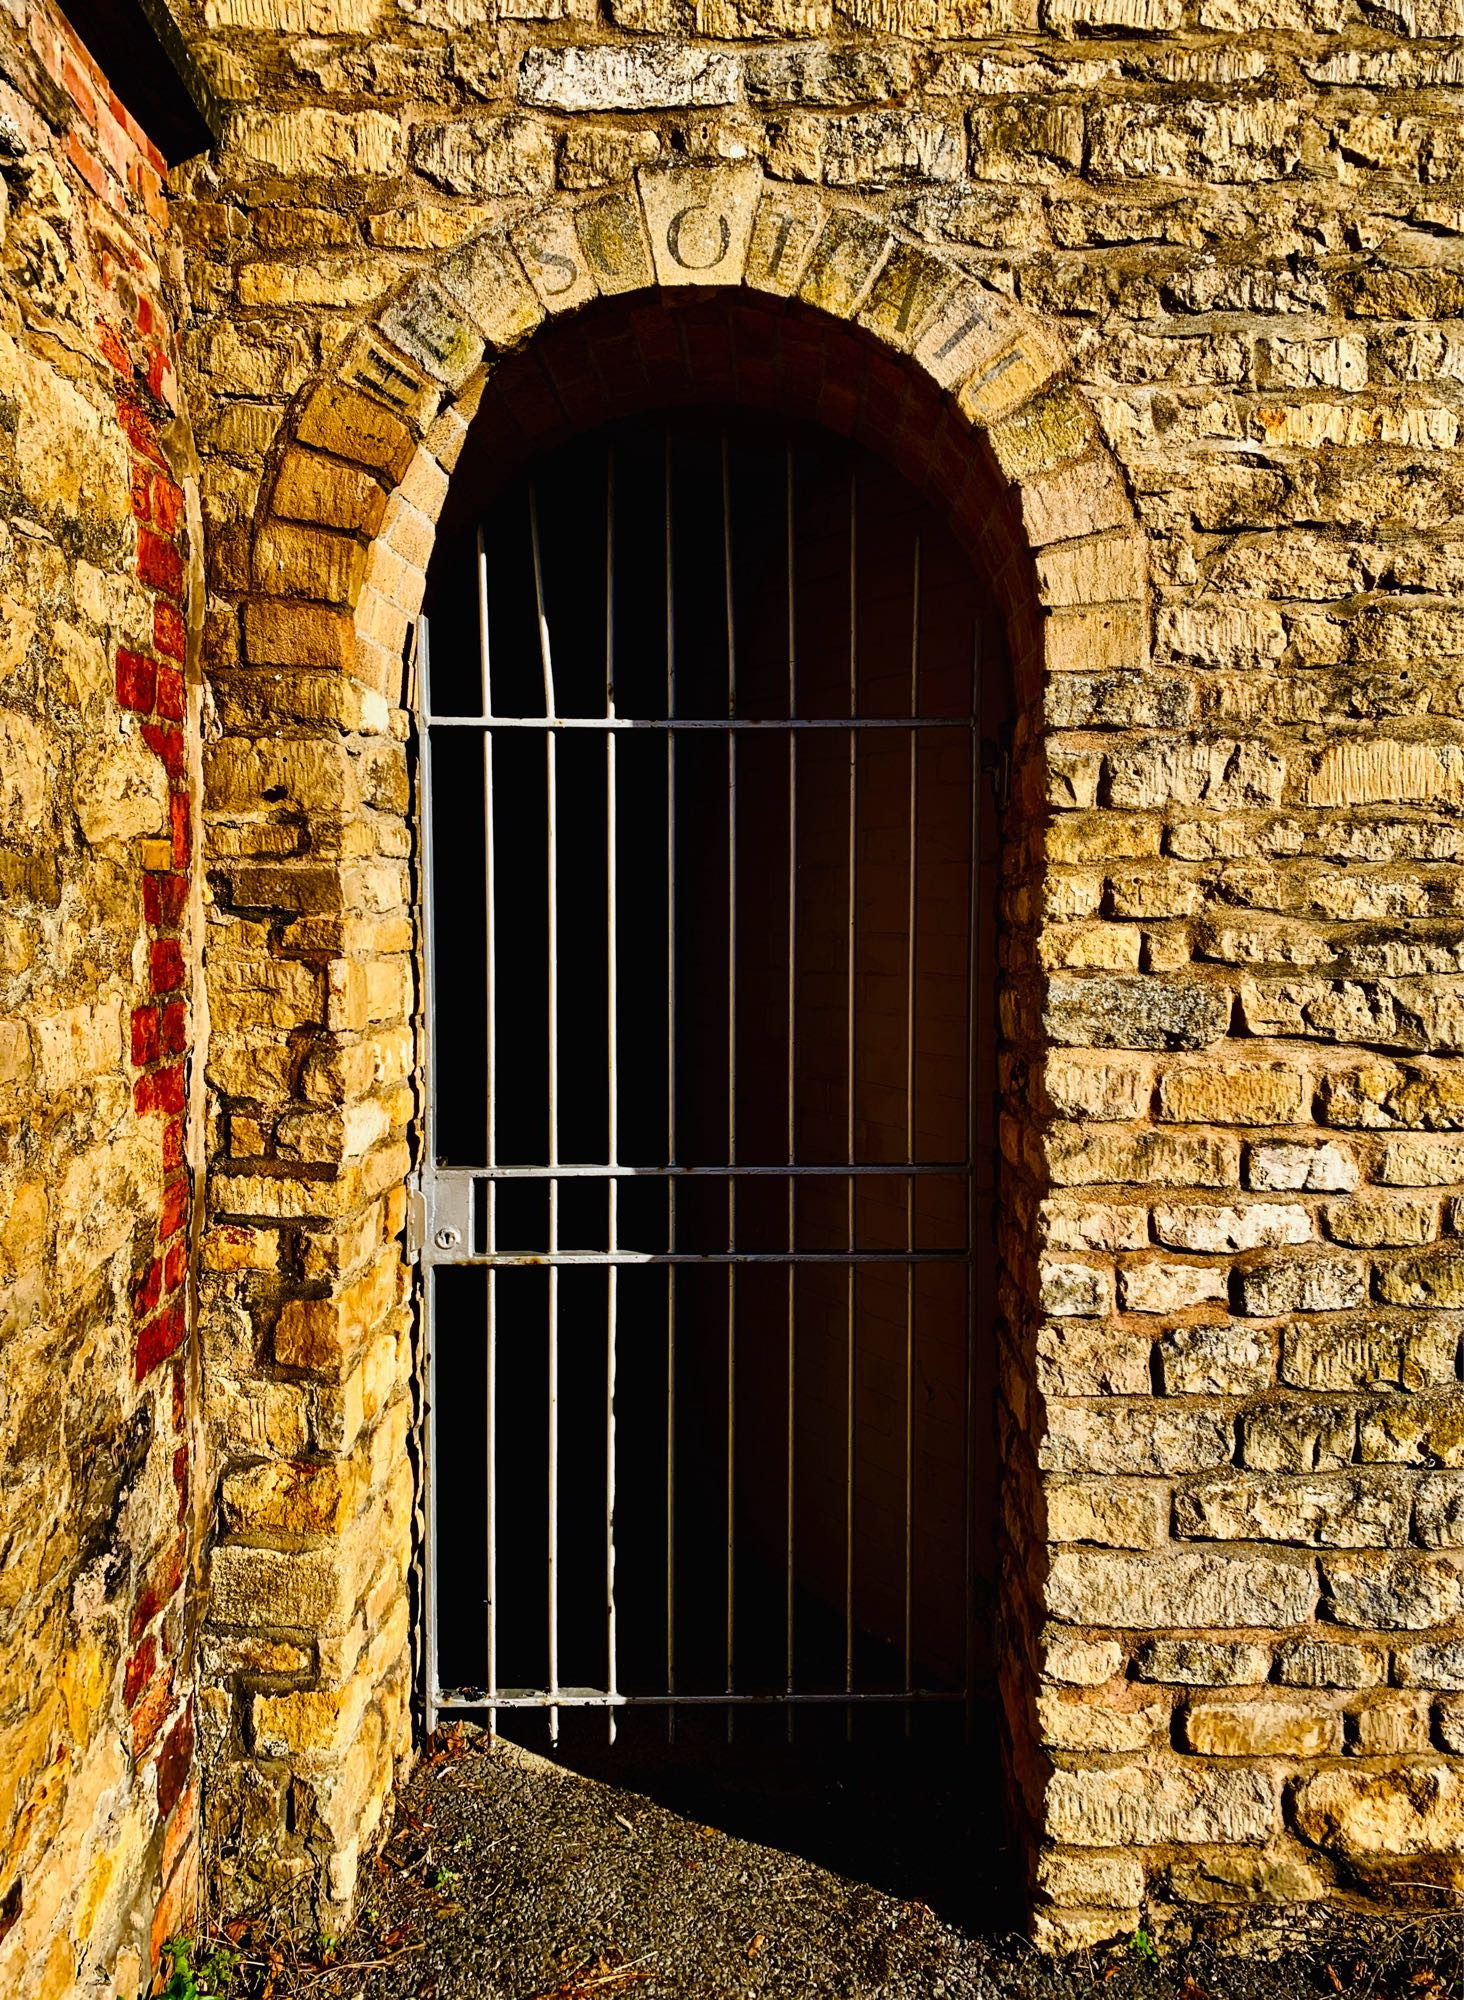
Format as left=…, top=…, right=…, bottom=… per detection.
left=417, top=404, right=1006, bottom=1756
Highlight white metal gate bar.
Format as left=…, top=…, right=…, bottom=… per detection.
left=417, top=418, right=986, bottom=1742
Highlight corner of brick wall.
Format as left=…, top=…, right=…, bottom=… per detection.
left=0, top=1, right=204, bottom=1993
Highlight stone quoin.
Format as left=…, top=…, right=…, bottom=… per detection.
left=3, top=0, right=1464, bottom=1987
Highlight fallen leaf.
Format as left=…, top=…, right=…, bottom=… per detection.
left=746, top=1935, right=765, bottom=1959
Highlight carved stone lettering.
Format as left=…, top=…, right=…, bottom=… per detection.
left=639, top=166, right=760, bottom=290
left=857, top=243, right=957, bottom=353
left=438, top=233, right=544, bottom=351
left=668, top=204, right=730, bottom=270
left=956, top=332, right=1066, bottom=427
left=512, top=207, right=601, bottom=314
left=914, top=281, right=1016, bottom=390
left=574, top=191, right=653, bottom=295
left=340, top=330, right=436, bottom=421
left=379, top=279, right=485, bottom=390
left=797, top=208, right=892, bottom=321
left=744, top=186, right=826, bottom=296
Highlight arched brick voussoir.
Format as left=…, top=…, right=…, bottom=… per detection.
left=248, top=164, right=1148, bottom=684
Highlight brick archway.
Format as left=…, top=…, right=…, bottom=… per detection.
left=199, top=165, right=1147, bottom=1936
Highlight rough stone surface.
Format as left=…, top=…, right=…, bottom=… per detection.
left=8, top=0, right=1464, bottom=1962
left=0, top=8, right=202, bottom=1997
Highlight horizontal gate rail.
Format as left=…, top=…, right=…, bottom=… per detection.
left=422, top=713, right=974, bottom=731
left=424, top=1250, right=969, bottom=1267
left=436, top=1689, right=967, bottom=1711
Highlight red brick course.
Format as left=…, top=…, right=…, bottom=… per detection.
left=27, top=0, right=204, bottom=1969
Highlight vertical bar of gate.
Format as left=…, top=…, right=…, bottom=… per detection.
left=417, top=616, right=441, bottom=1735
left=605, top=450, right=619, bottom=1743
left=963, top=623, right=981, bottom=1741
left=784, top=447, right=797, bottom=1740
left=844, top=469, right=857, bottom=1731
left=904, top=533, right=920, bottom=1732
left=476, top=531, right=499, bottom=1733
left=530, top=487, right=561, bottom=1744
left=664, top=432, right=677, bottom=1742
left=722, top=434, right=737, bottom=1730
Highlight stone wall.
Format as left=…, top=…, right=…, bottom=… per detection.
left=0, top=1, right=202, bottom=1994
left=56, top=0, right=1464, bottom=1956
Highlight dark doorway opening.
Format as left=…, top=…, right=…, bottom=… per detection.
left=417, top=404, right=1009, bottom=1926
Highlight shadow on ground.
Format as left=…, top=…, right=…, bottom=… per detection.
left=510, top=1703, right=1018, bottom=1936
left=297, top=1729, right=1464, bottom=2000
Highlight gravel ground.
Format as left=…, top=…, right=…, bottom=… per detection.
left=292, top=1727, right=1464, bottom=2000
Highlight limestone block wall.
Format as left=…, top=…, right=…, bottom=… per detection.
left=159, top=0, right=1464, bottom=1953
left=0, top=2, right=203, bottom=1994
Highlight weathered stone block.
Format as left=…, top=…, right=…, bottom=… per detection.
left=1181, top=1699, right=1341, bottom=1758
left=1352, top=1696, right=1432, bottom=1756
left=1282, top=1316, right=1458, bottom=1392
left=1046, top=1549, right=1315, bottom=1629
left=1323, top=1553, right=1464, bottom=1630
left=1323, top=1198, right=1439, bottom=1248
left=1415, top=1475, right=1464, bottom=1549
left=1045, top=975, right=1231, bottom=1050
left=1247, top=1141, right=1359, bottom=1193
left=1043, top=1633, right=1124, bottom=1687
left=412, top=116, right=556, bottom=197
left=1036, top=1850, right=1145, bottom=1910
left=1045, top=1123, right=1239, bottom=1188
left=1047, top=1477, right=1167, bottom=1549
left=1134, top=1639, right=1270, bottom=1686
left=1048, top=1765, right=1279, bottom=1847
left=1036, top=1319, right=1153, bottom=1397
left=1039, top=1688, right=1170, bottom=1751
left=1041, top=1053, right=1151, bottom=1121
left=1235, top=1254, right=1367, bottom=1317
left=1359, top=1401, right=1464, bottom=1469
left=1394, top=1643, right=1464, bottom=1691
left=520, top=43, right=739, bottom=109
left=1159, top=1322, right=1272, bottom=1395
left=1120, top=1261, right=1229, bottom=1313
left=1175, top=1473, right=1412, bottom=1549
left=1156, top=1062, right=1304, bottom=1127
left=1376, top=1251, right=1464, bottom=1308
left=1043, top=1402, right=1233, bottom=1476
left=1166, top=1848, right=1328, bottom=1905
left=1292, top=1768, right=1464, bottom=1859
left=208, top=1545, right=355, bottom=1636
left=275, top=1251, right=401, bottom=1376
left=1038, top=1258, right=1114, bottom=1317
left=1276, top=1640, right=1384, bottom=1689
left=1105, top=739, right=1285, bottom=812
left=230, top=110, right=405, bottom=176
left=221, top=1456, right=369, bottom=1540
left=1321, top=1061, right=1464, bottom=1133
left=1152, top=1203, right=1310, bottom=1254
left=1241, top=1404, right=1355, bottom=1473
left=1379, top=1138, right=1464, bottom=1187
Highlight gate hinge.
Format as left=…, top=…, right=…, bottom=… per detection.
left=405, top=1178, right=426, bottom=1263
left=981, top=731, right=1011, bottom=814
left=405, top=616, right=424, bottom=719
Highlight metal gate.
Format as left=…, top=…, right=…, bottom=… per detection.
left=416, top=415, right=996, bottom=1741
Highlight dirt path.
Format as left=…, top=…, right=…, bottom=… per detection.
left=296, top=1731, right=1463, bottom=2000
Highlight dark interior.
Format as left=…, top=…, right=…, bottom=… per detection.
left=417, top=401, right=1010, bottom=1924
